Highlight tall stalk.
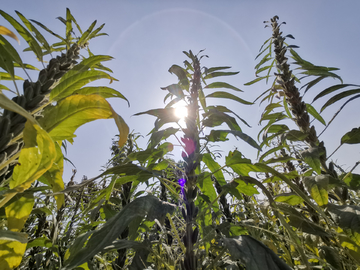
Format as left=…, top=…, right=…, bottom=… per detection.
left=180, top=55, right=201, bottom=270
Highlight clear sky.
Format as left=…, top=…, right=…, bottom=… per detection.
left=2, top=1, right=360, bottom=183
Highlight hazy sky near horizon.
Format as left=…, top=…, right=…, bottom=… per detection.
left=2, top=1, right=360, bottom=183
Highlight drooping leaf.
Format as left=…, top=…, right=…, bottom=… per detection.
left=168, top=64, right=189, bottom=89
left=343, top=173, right=360, bottom=190
left=161, top=83, right=184, bottom=99
left=206, top=91, right=253, bottom=105
left=223, top=130, right=261, bottom=151
left=321, top=88, right=360, bottom=112
left=38, top=95, right=129, bottom=147
left=206, top=105, right=251, bottom=127
left=233, top=178, right=259, bottom=196
left=197, top=172, right=220, bottom=212
left=312, top=84, right=358, bottom=102
left=204, top=82, right=243, bottom=92
left=327, top=204, right=360, bottom=246
left=319, top=246, right=343, bottom=270
left=341, top=127, right=360, bottom=145
left=73, top=86, right=129, bottom=106
left=0, top=25, right=19, bottom=43
left=63, top=195, right=176, bottom=269
left=287, top=214, right=330, bottom=237
left=221, top=235, right=292, bottom=270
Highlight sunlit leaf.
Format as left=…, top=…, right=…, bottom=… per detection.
left=0, top=238, right=27, bottom=270
left=300, top=146, right=322, bottom=175
left=197, top=172, right=220, bottom=212
left=73, top=86, right=129, bottom=106
left=0, top=25, right=19, bottom=43
left=202, top=153, right=226, bottom=186
left=161, top=84, right=184, bottom=99
left=5, top=193, right=34, bottom=232
left=40, top=142, right=64, bottom=209
left=288, top=215, right=329, bottom=237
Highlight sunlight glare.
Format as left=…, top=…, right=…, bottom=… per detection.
left=175, top=105, right=188, bottom=119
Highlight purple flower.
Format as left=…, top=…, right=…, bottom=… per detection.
left=178, top=178, right=186, bottom=199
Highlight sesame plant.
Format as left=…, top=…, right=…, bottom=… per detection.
left=0, top=9, right=129, bottom=269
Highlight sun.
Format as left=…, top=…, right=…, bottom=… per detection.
left=173, top=100, right=188, bottom=120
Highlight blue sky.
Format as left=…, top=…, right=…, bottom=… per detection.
left=2, top=1, right=360, bottom=182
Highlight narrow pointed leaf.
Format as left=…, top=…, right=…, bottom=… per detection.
left=5, top=193, right=34, bottom=232
left=306, top=103, right=326, bottom=125
left=204, top=82, right=243, bottom=92
left=73, top=86, right=129, bottom=106
left=206, top=91, right=252, bottom=105
left=321, top=88, right=360, bottom=112
left=78, top=20, right=97, bottom=46
left=30, top=19, right=66, bottom=42
left=204, top=71, right=239, bottom=79
left=63, top=195, right=176, bottom=270
left=0, top=25, right=19, bottom=43
left=312, top=84, right=358, bottom=102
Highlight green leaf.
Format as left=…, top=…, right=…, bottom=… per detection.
left=148, top=127, right=178, bottom=148
left=206, top=105, right=251, bottom=127
left=168, top=64, right=189, bottom=89
left=73, top=86, right=129, bottom=106
left=0, top=10, right=43, bottom=61
left=300, top=146, right=323, bottom=174
left=244, top=76, right=270, bottom=86
left=259, top=145, right=286, bottom=162
left=287, top=215, right=330, bottom=237
left=224, top=130, right=261, bottom=151
left=15, top=10, right=51, bottom=54
left=221, top=235, right=292, bottom=270
left=341, top=127, right=360, bottom=144
left=78, top=20, right=97, bottom=46
left=283, top=130, right=308, bottom=141
left=30, top=19, right=66, bottom=43
left=205, top=66, right=231, bottom=73
left=197, top=172, right=220, bottom=212
left=202, top=109, right=242, bottom=132
left=206, top=91, right=253, bottom=105
left=26, top=237, right=52, bottom=249
left=303, top=175, right=328, bottom=206
left=327, top=204, right=360, bottom=246
left=63, top=195, right=176, bottom=270
left=50, top=70, right=114, bottom=102
left=306, top=103, right=326, bottom=125
left=206, top=130, right=229, bottom=142
left=233, top=178, right=259, bottom=196
left=275, top=193, right=303, bottom=205
left=321, top=88, right=360, bottom=112
left=135, top=107, right=179, bottom=130
left=161, top=83, right=184, bottom=98
left=0, top=230, right=27, bottom=244
left=312, top=84, right=358, bottom=102
left=39, top=94, right=129, bottom=147
left=202, top=153, right=226, bottom=186
left=343, top=173, right=360, bottom=190
left=204, top=82, right=243, bottom=92
left=319, top=246, right=343, bottom=270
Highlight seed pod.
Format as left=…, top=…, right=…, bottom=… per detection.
left=53, top=70, right=66, bottom=80
left=33, top=81, right=42, bottom=97
left=186, top=203, right=192, bottom=219
left=4, top=142, right=20, bottom=158
left=193, top=206, right=199, bottom=218
left=59, top=62, right=72, bottom=71
left=11, top=122, right=25, bottom=138
left=26, top=95, right=46, bottom=110
left=0, top=133, right=13, bottom=152
left=182, top=207, right=187, bottom=221
left=0, top=163, right=9, bottom=178
left=38, top=69, right=48, bottom=84
left=0, top=116, right=11, bottom=138
left=23, top=79, right=31, bottom=92
left=24, top=85, right=34, bottom=101
left=11, top=113, right=26, bottom=126
left=41, top=79, right=54, bottom=94
left=47, top=65, right=58, bottom=80
left=192, top=227, right=199, bottom=244
left=14, top=95, right=26, bottom=108
left=48, top=58, right=60, bottom=71
left=0, top=152, right=7, bottom=165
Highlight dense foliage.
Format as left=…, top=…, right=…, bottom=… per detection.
left=0, top=10, right=359, bottom=270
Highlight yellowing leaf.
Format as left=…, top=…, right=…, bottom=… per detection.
left=0, top=123, right=56, bottom=208
left=38, top=94, right=129, bottom=146
left=0, top=26, right=19, bottom=44
left=41, top=142, right=64, bottom=209
left=5, top=193, right=34, bottom=232
left=0, top=239, right=26, bottom=269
